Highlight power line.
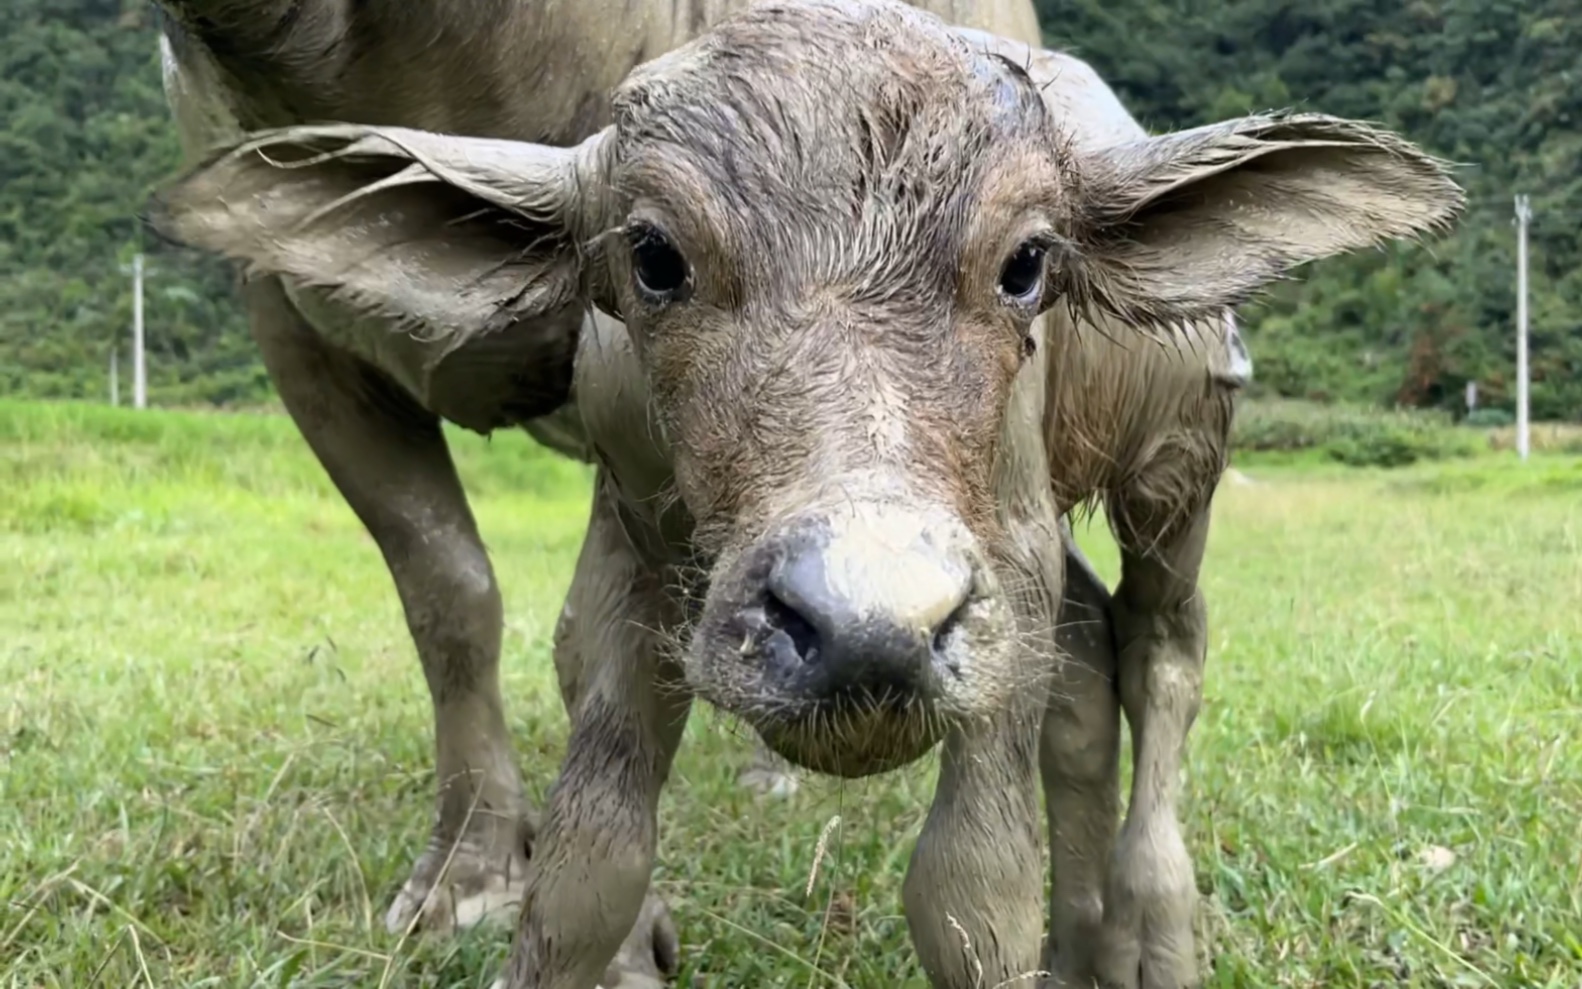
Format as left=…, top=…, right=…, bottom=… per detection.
left=115, top=252, right=148, bottom=410
left=1514, top=194, right=1531, bottom=461
left=132, top=252, right=145, bottom=410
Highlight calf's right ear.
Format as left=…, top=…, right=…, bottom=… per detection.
left=152, top=123, right=617, bottom=349
left=1054, top=113, right=1465, bottom=330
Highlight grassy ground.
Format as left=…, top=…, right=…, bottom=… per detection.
left=4, top=399, right=1581, bottom=988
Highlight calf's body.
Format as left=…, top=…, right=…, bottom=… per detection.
left=154, top=2, right=1460, bottom=987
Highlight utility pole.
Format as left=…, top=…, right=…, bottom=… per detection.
left=132, top=252, right=147, bottom=410
left=1514, top=195, right=1531, bottom=461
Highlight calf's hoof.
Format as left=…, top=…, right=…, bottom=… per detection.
left=384, top=823, right=533, bottom=935
left=602, top=893, right=681, bottom=988
left=736, top=763, right=799, bottom=798
left=736, top=748, right=800, bottom=799
left=486, top=893, right=680, bottom=989
left=1094, top=823, right=1199, bottom=989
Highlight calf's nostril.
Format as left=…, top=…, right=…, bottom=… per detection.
left=929, top=597, right=971, bottom=662
left=763, top=590, right=822, bottom=666
left=743, top=525, right=979, bottom=700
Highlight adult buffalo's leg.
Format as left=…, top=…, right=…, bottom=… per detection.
left=1040, top=523, right=1123, bottom=987
left=1096, top=505, right=1212, bottom=989
left=500, top=473, right=690, bottom=989
left=243, top=277, right=530, bottom=935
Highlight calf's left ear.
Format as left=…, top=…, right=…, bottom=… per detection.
left=1056, top=112, right=1464, bottom=328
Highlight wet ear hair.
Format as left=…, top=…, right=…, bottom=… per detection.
left=1056, top=112, right=1464, bottom=328
left=152, top=124, right=618, bottom=344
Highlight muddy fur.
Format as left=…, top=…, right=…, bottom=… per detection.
left=151, top=2, right=1463, bottom=988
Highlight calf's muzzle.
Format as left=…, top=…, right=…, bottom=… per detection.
left=733, top=508, right=978, bottom=708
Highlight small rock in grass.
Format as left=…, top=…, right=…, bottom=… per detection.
left=1418, top=844, right=1457, bottom=873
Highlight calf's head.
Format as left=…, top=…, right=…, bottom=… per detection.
left=157, top=0, right=1461, bottom=777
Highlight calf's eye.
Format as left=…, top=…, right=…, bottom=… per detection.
left=997, top=241, right=1046, bottom=303
left=629, top=223, right=691, bottom=302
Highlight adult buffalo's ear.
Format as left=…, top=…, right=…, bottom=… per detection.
left=152, top=122, right=618, bottom=365
left=1054, top=113, right=1465, bottom=329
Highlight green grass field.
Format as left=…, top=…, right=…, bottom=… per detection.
left=4, top=399, right=1581, bottom=988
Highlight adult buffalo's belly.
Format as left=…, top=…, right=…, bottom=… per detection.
left=279, top=281, right=582, bottom=439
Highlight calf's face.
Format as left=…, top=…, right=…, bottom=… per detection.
left=602, top=5, right=1068, bottom=775
left=158, top=0, right=1463, bottom=778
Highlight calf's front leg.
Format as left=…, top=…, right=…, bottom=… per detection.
left=905, top=527, right=1059, bottom=988
left=498, top=477, right=691, bottom=989
left=906, top=717, right=1046, bottom=988
left=1096, top=507, right=1212, bottom=989
left=1040, top=524, right=1122, bottom=987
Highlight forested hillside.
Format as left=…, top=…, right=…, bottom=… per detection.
left=3, top=0, right=1578, bottom=417
left=1, top=0, right=263, bottom=404
left=1037, top=0, right=1582, bottom=420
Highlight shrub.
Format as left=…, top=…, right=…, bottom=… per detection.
left=1328, top=429, right=1432, bottom=468
left=1233, top=399, right=1482, bottom=468
left=1464, top=408, right=1515, bottom=428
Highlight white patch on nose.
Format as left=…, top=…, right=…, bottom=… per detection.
left=819, top=504, right=968, bottom=634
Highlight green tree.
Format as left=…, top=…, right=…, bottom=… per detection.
left=2, top=0, right=1578, bottom=418
left=0, top=0, right=265, bottom=406
left=1038, top=0, right=1582, bottom=420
